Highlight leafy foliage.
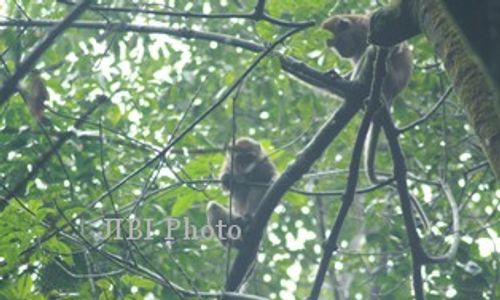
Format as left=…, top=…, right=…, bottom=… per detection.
left=0, top=0, right=497, bottom=299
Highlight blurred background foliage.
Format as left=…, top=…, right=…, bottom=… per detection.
left=0, top=0, right=498, bottom=299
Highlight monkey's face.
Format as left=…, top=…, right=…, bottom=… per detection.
left=230, top=138, right=262, bottom=173
left=321, top=15, right=369, bottom=60
left=322, top=17, right=355, bottom=58
left=235, top=151, right=258, bottom=171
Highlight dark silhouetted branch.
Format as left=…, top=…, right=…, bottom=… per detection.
left=379, top=108, right=426, bottom=300
left=308, top=48, right=389, bottom=300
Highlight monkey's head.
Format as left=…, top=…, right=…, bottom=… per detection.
left=230, top=138, right=264, bottom=172
left=321, top=15, right=370, bottom=62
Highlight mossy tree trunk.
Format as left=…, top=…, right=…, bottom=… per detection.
left=418, top=0, right=500, bottom=179
left=371, top=0, right=500, bottom=179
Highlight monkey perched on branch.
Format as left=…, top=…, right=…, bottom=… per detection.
left=23, top=71, right=49, bottom=121
left=207, top=137, right=277, bottom=249
left=322, top=14, right=429, bottom=228
left=322, top=14, right=413, bottom=184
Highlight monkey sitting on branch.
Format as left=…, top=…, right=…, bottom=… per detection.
left=322, top=13, right=413, bottom=184
left=322, top=14, right=429, bottom=229
left=207, top=137, right=277, bottom=249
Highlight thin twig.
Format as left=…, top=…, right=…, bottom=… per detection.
left=57, top=0, right=311, bottom=28
left=398, top=86, right=453, bottom=134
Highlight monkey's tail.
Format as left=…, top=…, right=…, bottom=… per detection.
left=364, top=120, right=384, bottom=184
left=364, top=119, right=430, bottom=232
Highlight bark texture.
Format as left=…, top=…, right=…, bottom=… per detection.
left=417, top=0, right=500, bottom=179
left=371, top=0, right=500, bottom=179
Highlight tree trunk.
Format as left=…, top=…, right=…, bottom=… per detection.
left=370, top=0, right=500, bottom=179
left=418, top=0, right=500, bottom=179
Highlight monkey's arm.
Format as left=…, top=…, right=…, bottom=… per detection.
left=220, top=171, right=246, bottom=191
left=207, top=201, right=230, bottom=247
left=249, top=158, right=277, bottom=183
left=220, top=172, right=232, bottom=191
left=323, top=69, right=352, bottom=81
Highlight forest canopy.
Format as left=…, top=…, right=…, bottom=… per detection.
left=0, top=0, right=498, bottom=299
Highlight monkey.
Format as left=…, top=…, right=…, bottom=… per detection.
left=322, top=14, right=429, bottom=229
left=23, top=71, right=48, bottom=121
left=322, top=14, right=413, bottom=183
left=207, top=137, right=277, bottom=249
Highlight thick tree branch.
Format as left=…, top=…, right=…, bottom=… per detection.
left=0, top=0, right=91, bottom=106
left=369, top=0, right=420, bottom=46
left=379, top=109, right=426, bottom=299
left=225, top=102, right=363, bottom=291
left=370, top=0, right=500, bottom=179
left=308, top=48, right=389, bottom=300
left=441, top=0, right=500, bottom=118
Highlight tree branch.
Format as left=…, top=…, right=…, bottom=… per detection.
left=57, top=0, right=311, bottom=28
left=226, top=103, right=362, bottom=291
left=308, top=47, right=389, bottom=300
left=369, top=0, right=420, bottom=46
left=379, top=108, right=426, bottom=299
left=0, top=19, right=357, bottom=99
left=398, top=86, right=453, bottom=134
left=370, top=0, right=500, bottom=179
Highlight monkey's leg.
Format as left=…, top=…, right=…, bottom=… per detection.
left=207, top=201, right=245, bottom=248
left=207, top=201, right=231, bottom=247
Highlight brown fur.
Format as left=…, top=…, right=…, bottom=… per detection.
left=322, top=14, right=413, bottom=102
left=207, top=137, right=277, bottom=248
left=322, top=15, right=428, bottom=230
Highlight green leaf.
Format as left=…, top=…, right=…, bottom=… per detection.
left=171, top=188, right=197, bottom=217
left=121, top=274, right=155, bottom=289
left=16, top=275, right=33, bottom=298
left=255, top=21, right=278, bottom=41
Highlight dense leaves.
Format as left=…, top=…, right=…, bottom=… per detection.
left=0, top=0, right=498, bottom=299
